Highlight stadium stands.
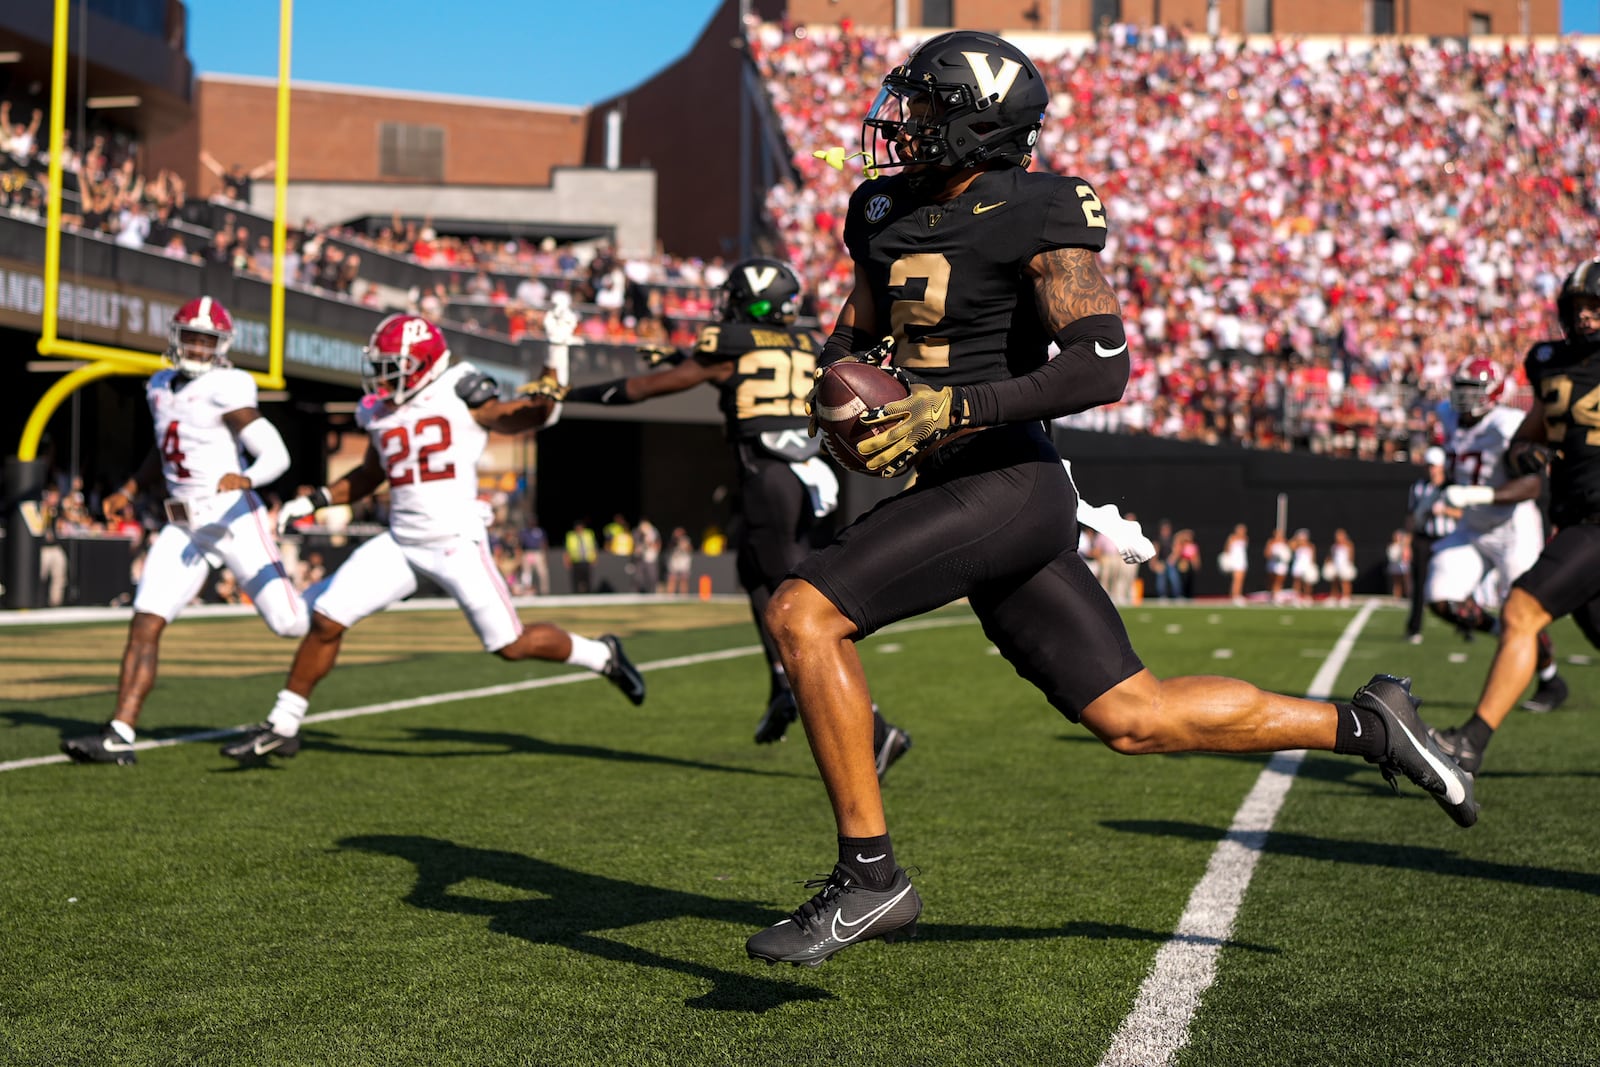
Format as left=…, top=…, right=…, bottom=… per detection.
left=7, top=25, right=1598, bottom=460
left=749, top=23, right=1600, bottom=457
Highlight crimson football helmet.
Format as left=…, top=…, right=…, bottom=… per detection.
left=862, top=30, right=1048, bottom=174
left=362, top=314, right=451, bottom=404
left=721, top=258, right=802, bottom=324
left=167, top=296, right=235, bottom=377
left=1557, top=257, right=1600, bottom=344
left=1450, top=357, right=1507, bottom=421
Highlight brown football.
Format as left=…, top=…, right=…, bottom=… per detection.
left=813, top=361, right=910, bottom=474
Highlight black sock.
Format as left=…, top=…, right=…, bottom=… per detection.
left=1462, top=714, right=1495, bottom=752
left=1333, top=701, right=1388, bottom=760
left=838, top=834, right=896, bottom=890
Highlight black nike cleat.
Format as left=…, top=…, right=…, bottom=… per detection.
left=1520, top=674, right=1569, bottom=714
left=219, top=723, right=302, bottom=763
left=754, top=690, right=798, bottom=744
left=875, top=725, right=912, bottom=783
left=746, top=865, right=922, bottom=967
left=1355, top=674, right=1479, bottom=827
left=1428, top=725, right=1483, bottom=777
left=600, top=634, right=646, bottom=706
left=61, top=724, right=137, bottom=765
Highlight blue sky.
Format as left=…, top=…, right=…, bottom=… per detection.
left=1566, top=0, right=1600, bottom=33
left=187, top=1, right=724, bottom=106
left=189, top=0, right=1599, bottom=106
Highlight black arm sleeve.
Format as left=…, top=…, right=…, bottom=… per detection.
left=565, top=378, right=636, bottom=405
left=820, top=324, right=876, bottom=368
left=960, top=315, right=1129, bottom=427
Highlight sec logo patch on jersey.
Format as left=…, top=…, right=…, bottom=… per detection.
left=864, top=194, right=893, bottom=224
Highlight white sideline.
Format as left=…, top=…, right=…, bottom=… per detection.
left=0, top=593, right=748, bottom=627
left=0, top=613, right=977, bottom=774
left=1096, top=599, right=1378, bottom=1067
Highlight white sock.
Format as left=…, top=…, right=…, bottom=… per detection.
left=109, top=719, right=136, bottom=743
left=565, top=634, right=612, bottom=673
left=267, top=690, right=310, bottom=737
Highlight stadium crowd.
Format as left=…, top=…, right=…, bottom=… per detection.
left=750, top=23, right=1600, bottom=457
left=7, top=27, right=1600, bottom=461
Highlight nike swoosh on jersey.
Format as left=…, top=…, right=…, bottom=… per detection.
left=830, top=883, right=916, bottom=943
left=1094, top=341, right=1129, bottom=359
left=972, top=201, right=1006, bottom=214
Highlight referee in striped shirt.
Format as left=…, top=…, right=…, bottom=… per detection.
left=1406, top=446, right=1458, bottom=642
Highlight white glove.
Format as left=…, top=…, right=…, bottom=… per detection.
left=544, top=301, right=579, bottom=346
left=1078, top=500, right=1157, bottom=564
left=277, top=495, right=317, bottom=535
left=1444, top=485, right=1496, bottom=508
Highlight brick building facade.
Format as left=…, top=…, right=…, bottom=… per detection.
left=147, top=75, right=587, bottom=201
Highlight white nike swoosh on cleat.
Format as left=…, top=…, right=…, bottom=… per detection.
left=1094, top=341, right=1128, bottom=359
left=830, top=884, right=914, bottom=943
left=1393, top=718, right=1465, bottom=804
left=252, top=737, right=286, bottom=755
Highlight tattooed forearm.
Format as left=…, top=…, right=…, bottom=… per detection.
left=1027, top=247, right=1120, bottom=333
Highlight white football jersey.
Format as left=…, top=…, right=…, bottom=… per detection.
left=358, top=362, right=489, bottom=544
left=147, top=367, right=257, bottom=502
left=1446, top=405, right=1528, bottom=533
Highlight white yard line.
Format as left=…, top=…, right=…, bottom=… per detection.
left=0, top=612, right=979, bottom=774
left=1097, top=599, right=1378, bottom=1067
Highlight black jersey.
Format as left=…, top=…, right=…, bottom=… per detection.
left=842, top=166, right=1108, bottom=388
left=1525, top=337, right=1600, bottom=525
left=692, top=320, right=817, bottom=441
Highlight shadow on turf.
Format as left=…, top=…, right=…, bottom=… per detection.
left=338, top=834, right=833, bottom=1012
left=1104, top=819, right=1600, bottom=896
left=0, top=709, right=217, bottom=744
left=338, top=835, right=1181, bottom=1011
left=297, top=725, right=804, bottom=778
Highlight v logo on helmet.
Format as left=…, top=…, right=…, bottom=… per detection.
left=743, top=266, right=779, bottom=294
left=962, top=51, right=1022, bottom=102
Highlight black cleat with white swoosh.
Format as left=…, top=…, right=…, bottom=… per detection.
left=599, top=634, right=646, bottom=707
left=219, top=723, right=302, bottom=764
left=1355, top=674, right=1479, bottom=828
left=61, top=724, right=137, bottom=765
left=746, top=865, right=922, bottom=966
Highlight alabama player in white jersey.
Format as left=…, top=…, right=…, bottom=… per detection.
left=220, top=313, right=645, bottom=764
left=62, top=297, right=308, bottom=765
left=1426, top=357, right=1567, bottom=711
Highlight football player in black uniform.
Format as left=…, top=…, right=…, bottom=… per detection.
left=543, top=257, right=913, bottom=777
left=743, top=30, right=1476, bottom=968
left=1432, top=259, right=1600, bottom=775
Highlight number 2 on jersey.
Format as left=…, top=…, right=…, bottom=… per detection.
left=381, top=415, right=456, bottom=486
left=889, top=253, right=951, bottom=368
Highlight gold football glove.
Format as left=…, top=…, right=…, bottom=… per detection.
left=856, top=384, right=971, bottom=475
left=518, top=374, right=569, bottom=402
left=805, top=336, right=899, bottom=438
left=637, top=343, right=679, bottom=367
